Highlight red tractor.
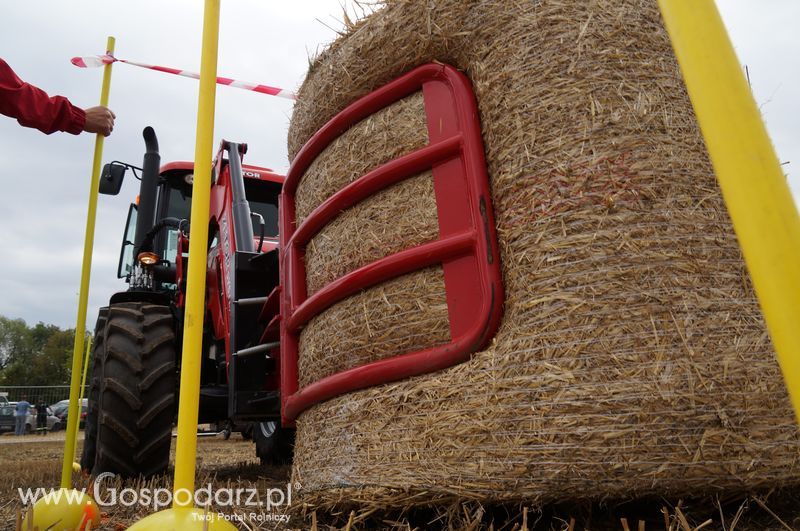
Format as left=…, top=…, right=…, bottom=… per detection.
left=82, top=127, right=291, bottom=477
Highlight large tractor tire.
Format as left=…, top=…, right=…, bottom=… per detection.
left=253, top=421, right=294, bottom=465
left=80, top=307, right=108, bottom=472
left=93, top=303, right=177, bottom=477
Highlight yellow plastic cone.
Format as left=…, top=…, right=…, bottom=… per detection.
left=22, top=489, right=101, bottom=531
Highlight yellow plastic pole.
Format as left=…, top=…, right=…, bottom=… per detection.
left=73, top=335, right=92, bottom=462
left=61, top=36, right=114, bottom=488
left=78, top=336, right=92, bottom=406
left=172, top=0, right=220, bottom=507
left=128, top=3, right=234, bottom=526
left=658, top=1, right=800, bottom=422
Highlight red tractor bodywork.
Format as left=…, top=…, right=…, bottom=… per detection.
left=165, top=156, right=283, bottom=363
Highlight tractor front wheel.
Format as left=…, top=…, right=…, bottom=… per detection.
left=80, top=307, right=108, bottom=472
left=92, top=303, right=177, bottom=477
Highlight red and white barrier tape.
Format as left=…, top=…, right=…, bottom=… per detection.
left=71, top=54, right=297, bottom=100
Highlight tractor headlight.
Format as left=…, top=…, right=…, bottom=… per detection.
left=137, top=251, right=159, bottom=266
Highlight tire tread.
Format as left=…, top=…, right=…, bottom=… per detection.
left=92, top=302, right=176, bottom=478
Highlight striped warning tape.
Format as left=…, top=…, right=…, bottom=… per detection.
left=71, top=54, right=297, bottom=100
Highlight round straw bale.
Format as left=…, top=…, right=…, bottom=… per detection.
left=287, top=0, right=800, bottom=509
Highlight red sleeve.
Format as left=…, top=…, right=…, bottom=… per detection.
left=0, top=58, right=86, bottom=135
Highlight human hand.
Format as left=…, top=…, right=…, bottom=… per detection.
left=83, top=106, right=116, bottom=136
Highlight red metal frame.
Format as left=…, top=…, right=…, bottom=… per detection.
left=279, top=63, right=503, bottom=423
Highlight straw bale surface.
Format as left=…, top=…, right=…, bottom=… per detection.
left=295, top=92, right=428, bottom=224
left=304, top=170, right=439, bottom=296
left=287, top=0, right=800, bottom=508
left=298, top=267, right=449, bottom=387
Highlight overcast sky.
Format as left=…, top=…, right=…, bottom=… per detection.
left=0, top=1, right=797, bottom=330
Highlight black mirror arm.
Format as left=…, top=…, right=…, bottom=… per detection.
left=108, top=161, right=143, bottom=180
left=250, top=212, right=265, bottom=253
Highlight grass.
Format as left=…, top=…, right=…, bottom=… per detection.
left=0, top=433, right=291, bottom=530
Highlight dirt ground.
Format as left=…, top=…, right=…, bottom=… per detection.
left=0, top=432, right=292, bottom=530
left=1, top=433, right=799, bottom=530
left=0, top=431, right=73, bottom=444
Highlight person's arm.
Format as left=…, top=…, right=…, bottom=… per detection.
left=0, top=58, right=86, bottom=135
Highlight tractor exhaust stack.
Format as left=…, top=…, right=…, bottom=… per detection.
left=134, top=126, right=161, bottom=250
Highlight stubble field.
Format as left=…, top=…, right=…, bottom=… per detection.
left=1, top=433, right=798, bottom=530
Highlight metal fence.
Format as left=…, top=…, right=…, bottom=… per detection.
left=0, top=386, right=88, bottom=407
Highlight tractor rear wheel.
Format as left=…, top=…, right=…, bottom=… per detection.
left=93, top=303, right=177, bottom=477
left=80, top=307, right=108, bottom=472
left=253, top=421, right=294, bottom=465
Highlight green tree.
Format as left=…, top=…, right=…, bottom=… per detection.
left=27, top=328, right=77, bottom=386
left=0, top=315, right=88, bottom=386
left=29, top=322, right=60, bottom=354
left=0, top=316, right=30, bottom=371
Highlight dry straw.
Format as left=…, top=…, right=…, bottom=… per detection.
left=286, top=0, right=800, bottom=511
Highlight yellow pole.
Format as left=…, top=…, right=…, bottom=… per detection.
left=61, top=36, right=114, bottom=488
left=78, top=336, right=92, bottom=406
left=658, top=1, right=800, bottom=421
left=73, top=335, right=92, bottom=461
left=172, top=0, right=220, bottom=507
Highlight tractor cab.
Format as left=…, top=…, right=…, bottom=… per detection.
left=108, top=150, right=282, bottom=294
left=156, top=161, right=281, bottom=264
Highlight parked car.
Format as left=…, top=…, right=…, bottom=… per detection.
left=50, top=399, right=69, bottom=419
left=50, top=399, right=88, bottom=431
left=0, top=402, right=58, bottom=434
left=0, top=403, right=14, bottom=433
left=25, top=406, right=60, bottom=434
